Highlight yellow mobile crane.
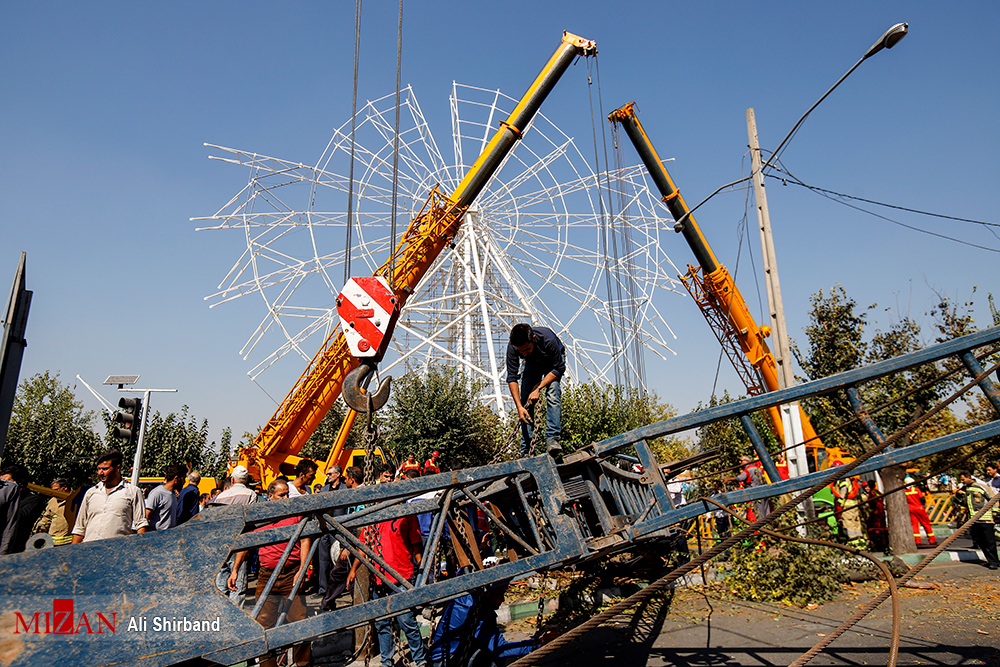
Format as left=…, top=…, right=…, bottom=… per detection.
left=234, top=33, right=598, bottom=488
left=608, top=103, right=852, bottom=474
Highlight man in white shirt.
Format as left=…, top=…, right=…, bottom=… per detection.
left=212, top=465, right=258, bottom=607
left=287, top=459, right=318, bottom=498
left=985, top=462, right=1000, bottom=495
left=71, top=450, right=148, bottom=543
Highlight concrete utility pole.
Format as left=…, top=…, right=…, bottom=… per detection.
left=747, top=108, right=811, bottom=489
left=747, top=108, right=793, bottom=390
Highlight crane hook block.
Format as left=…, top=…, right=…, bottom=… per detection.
left=337, top=276, right=400, bottom=361
left=343, top=362, right=392, bottom=414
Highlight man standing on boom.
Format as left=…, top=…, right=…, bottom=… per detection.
left=506, top=323, right=566, bottom=458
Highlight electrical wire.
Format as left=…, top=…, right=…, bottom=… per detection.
left=763, top=163, right=1000, bottom=253
left=766, top=174, right=1000, bottom=228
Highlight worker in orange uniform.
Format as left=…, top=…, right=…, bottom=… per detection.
left=398, top=453, right=422, bottom=478
left=422, top=451, right=441, bottom=476
left=724, top=455, right=770, bottom=523
left=904, top=476, right=937, bottom=547
left=829, top=462, right=866, bottom=548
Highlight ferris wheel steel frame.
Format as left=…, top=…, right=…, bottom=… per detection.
left=195, top=83, right=684, bottom=414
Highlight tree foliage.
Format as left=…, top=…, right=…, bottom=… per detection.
left=103, top=406, right=230, bottom=480
left=723, top=518, right=854, bottom=606
left=383, top=367, right=505, bottom=469
left=792, top=286, right=871, bottom=454
left=298, top=399, right=366, bottom=465
left=2, top=371, right=103, bottom=487
left=560, top=382, right=688, bottom=461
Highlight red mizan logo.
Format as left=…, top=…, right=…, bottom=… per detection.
left=14, top=598, right=117, bottom=635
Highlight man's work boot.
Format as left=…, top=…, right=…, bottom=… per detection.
left=546, top=438, right=563, bottom=459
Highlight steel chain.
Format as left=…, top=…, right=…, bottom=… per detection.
left=360, top=414, right=383, bottom=667
left=453, top=504, right=473, bottom=572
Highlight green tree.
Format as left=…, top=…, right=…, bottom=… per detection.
left=298, top=399, right=365, bottom=465
left=560, top=381, right=688, bottom=461
left=922, top=291, right=999, bottom=475
left=2, top=371, right=103, bottom=487
left=791, top=288, right=998, bottom=554
left=104, top=405, right=230, bottom=480
left=383, top=367, right=505, bottom=469
left=689, top=391, right=780, bottom=496
left=793, top=286, right=870, bottom=455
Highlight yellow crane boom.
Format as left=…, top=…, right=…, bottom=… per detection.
left=237, top=32, right=597, bottom=487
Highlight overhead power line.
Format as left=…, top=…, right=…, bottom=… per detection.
left=763, top=165, right=1000, bottom=253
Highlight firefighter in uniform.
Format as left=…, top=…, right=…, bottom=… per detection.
left=954, top=470, right=999, bottom=569
left=830, top=463, right=867, bottom=548
left=904, top=476, right=937, bottom=547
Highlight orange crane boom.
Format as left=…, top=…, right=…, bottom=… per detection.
left=236, top=33, right=597, bottom=488
left=608, top=102, right=829, bottom=477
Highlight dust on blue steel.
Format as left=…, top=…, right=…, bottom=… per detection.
left=0, top=326, right=997, bottom=667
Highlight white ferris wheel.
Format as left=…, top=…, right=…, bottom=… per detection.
left=196, top=83, right=685, bottom=414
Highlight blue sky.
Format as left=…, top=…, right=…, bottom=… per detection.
left=3, top=2, right=998, bottom=449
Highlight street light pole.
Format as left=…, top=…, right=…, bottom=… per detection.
left=746, top=22, right=908, bottom=483
left=122, top=387, right=177, bottom=486
left=763, top=22, right=908, bottom=173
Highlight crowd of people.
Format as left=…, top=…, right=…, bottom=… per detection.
left=675, top=454, right=1000, bottom=572
left=0, top=447, right=544, bottom=666
left=218, top=454, right=545, bottom=667
left=3, top=418, right=998, bottom=665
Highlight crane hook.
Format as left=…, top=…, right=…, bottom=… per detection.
left=342, top=362, right=392, bottom=414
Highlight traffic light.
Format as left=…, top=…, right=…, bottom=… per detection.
left=113, top=397, right=142, bottom=447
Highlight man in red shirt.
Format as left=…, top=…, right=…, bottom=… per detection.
left=229, top=479, right=312, bottom=667
left=347, top=477, right=426, bottom=666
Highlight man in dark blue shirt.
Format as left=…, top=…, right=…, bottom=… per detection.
left=505, top=323, right=565, bottom=457
left=428, top=583, right=539, bottom=666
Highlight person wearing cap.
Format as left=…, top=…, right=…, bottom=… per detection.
left=213, top=465, right=258, bottom=607
left=423, top=451, right=441, bottom=475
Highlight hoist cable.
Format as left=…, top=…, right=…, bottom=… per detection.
left=344, top=0, right=363, bottom=285
left=585, top=57, right=621, bottom=389
left=389, top=0, right=403, bottom=290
